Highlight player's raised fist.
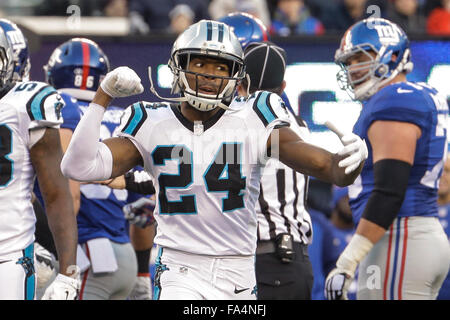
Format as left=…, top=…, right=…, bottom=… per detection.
left=100, top=66, right=144, bottom=98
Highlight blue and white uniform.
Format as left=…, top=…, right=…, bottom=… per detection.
left=349, top=82, right=450, bottom=300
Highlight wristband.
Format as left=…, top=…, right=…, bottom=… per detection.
left=336, top=233, right=373, bottom=277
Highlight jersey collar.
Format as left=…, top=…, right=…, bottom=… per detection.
left=170, top=103, right=226, bottom=133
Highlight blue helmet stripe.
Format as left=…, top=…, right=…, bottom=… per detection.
left=218, top=23, right=224, bottom=43
left=206, top=21, right=212, bottom=41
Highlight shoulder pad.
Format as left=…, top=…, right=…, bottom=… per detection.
left=120, top=102, right=148, bottom=136
left=23, top=83, right=63, bottom=122
left=252, top=91, right=281, bottom=127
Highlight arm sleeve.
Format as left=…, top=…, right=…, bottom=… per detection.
left=361, top=159, right=411, bottom=229
left=61, top=103, right=113, bottom=182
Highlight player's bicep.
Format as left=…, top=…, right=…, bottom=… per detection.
left=30, top=128, right=70, bottom=203
left=103, top=137, right=143, bottom=178
left=59, top=128, right=73, bottom=153
left=368, top=120, right=421, bottom=165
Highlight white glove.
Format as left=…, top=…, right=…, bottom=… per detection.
left=100, top=66, right=144, bottom=98
left=128, top=275, right=153, bottom=300
left=34, top=242, right=57, bottom=289
left=324, top=268, right=353, bottom=300
left=123, top=197, right=156, bottom=228
left=324, top=233, right=373, bottom=300
left=41, top=273, right=80, bottom=300
left=337, top=133, right=368, bottom=174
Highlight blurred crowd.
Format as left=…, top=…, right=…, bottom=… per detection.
left=0, top=0, right=449, bottom=36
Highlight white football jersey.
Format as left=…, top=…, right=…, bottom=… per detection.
left=0, top=81, right=63, bottom=256
left=117, top=91, right=291, bottom=256
left=256, top=116, right=313, bottom=244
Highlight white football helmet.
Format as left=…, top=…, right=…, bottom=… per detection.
left=168, top=20, right=245, bottom=112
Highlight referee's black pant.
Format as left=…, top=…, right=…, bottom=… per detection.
left=255, top=240, right=313, bottom=300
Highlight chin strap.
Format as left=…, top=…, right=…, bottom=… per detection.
left=245, top=73, right=251, bottom=97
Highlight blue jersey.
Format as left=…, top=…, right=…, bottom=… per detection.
left=349, top=82, right=449, bottom=224
left=61, top=96, right=142, bottom=244
left=437, top=203, right=450, bottom=300
left=309, top=209, right=357, bottom=300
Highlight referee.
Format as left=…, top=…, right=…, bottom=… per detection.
left=238, top=42, right=314, bottom=300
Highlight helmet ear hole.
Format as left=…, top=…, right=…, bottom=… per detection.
left=377, top=65, right=387, bottom=75
left=178, top=54, right=188, bottom=70
left=392, top=51, right=400, bottom=62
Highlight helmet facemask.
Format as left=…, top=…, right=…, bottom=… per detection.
left=170, top=50, right=245, bottom=112
left=0, top=43, right=14, bottom=91
left=17, top=57, right=31, bottom=82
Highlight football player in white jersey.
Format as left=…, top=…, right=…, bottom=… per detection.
left=61, top=20, right=367, bottom=300
left=0, top=27, right=79, bottom=299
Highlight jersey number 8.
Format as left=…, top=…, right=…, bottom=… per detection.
left=74, top=75, right=94, bottom=88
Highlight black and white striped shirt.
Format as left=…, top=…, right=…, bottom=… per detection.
left=257, top=116, right=313, bottom=244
